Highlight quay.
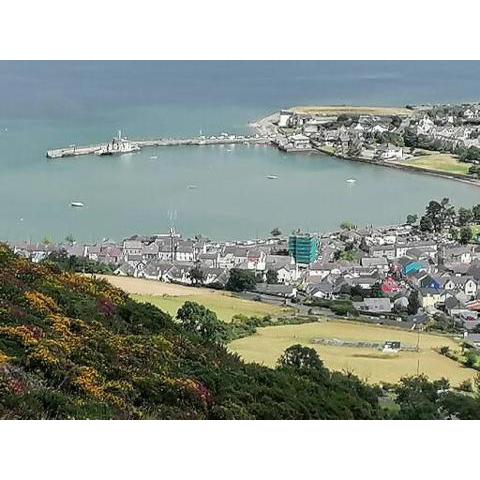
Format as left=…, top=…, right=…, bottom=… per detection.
left=46, top=133, right=271, bottom=159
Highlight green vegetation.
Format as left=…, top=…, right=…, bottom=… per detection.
left=407, top=153, right=470, bottom=175
left=225, top=268, right=257, bottom=292
left=44, top=251, right=115, bottom=275
left=132, top=292, right=289, bottom=323
left=0, top=244, right=390, bottom=419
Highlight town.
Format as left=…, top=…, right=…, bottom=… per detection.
left=10, top=198, right=480, bottom=350
left=253, top=103, right=480, bottom=183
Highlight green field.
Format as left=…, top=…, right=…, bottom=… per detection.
left=406, top=153, right=470, bottom=175
left=291, top=105, right=411, bottom=117
left=229, top=321, right=476, bottom=386
left=133, top=293, right=292, bottom=323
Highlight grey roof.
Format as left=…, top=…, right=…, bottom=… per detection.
left=361, top=257, right=388, bottom=267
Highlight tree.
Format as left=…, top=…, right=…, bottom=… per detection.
left=189, top=264, right=205, bottom=285
left=459, top=226, right=473, bottom=245
left=270, top=227, right=282, bottom=237
left=340, top=221, right=356, bottom=231
left=457, top=207, right=473, bottom=227
left=406, top=214, right=418, bottom=225
left=421, top=198, right=455, bottom=233
left=65, top=234, right=75, bottom=244
left=472, top=204, right=480, bottom=223
left=407, top=290, right=420, bottom=315
left=266, top=269, right=278, bottom=284
left=226, top=269, right=257, bottom=292
left=278, top=344, right=324, bottom=370
left=176, top=301, right=225, bottom=342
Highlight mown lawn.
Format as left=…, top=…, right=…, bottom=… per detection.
left=228, top=321, right=477, bottom=386
left=407, top=153, right=470, bottom=175
left=133, top=293, right=292, bottom=323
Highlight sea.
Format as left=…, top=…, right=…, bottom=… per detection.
left=1, top=60, right=480, bottom=243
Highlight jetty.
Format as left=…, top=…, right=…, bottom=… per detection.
left=46, top=133, right=271, bottom=159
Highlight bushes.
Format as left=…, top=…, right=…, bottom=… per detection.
left=305, top=298, right=359, bottom=317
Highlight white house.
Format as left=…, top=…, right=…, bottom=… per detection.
left=278, top=111, right=293, bottom=128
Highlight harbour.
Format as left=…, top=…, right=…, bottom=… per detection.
left=46, top=131, right=270, bottom=158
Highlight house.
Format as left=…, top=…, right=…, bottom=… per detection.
left=353, top=297, right=392, bottom=313
left=381, top=277, right=401, bottom=295
left=395, top=240, right=437, bottom=259
left=255, top=283, right=297, bottom=298
left=369, top=244, right=396, bottom=259
left=246, top=248, right=267, bottom=271
left=307, top=281, right=337, bottom=300
left=418, top=287, right=445, bottom=310
left=265, top=255, right=298, bottom=283
left=441, top=276, right=477, bottom=297
left=376, top=144, right=404, bottom=160
left=141, top=242, right=159, bottom=260
left=290, top=133, right=311, bottom=150
left=219, top=246, right=249, bottom=269
left=114, top=262, right=135, bottom=277
left=346, top=276, right=381, bottom=290
left=278, top=110, right=294, bottom=128
left=202, top=267, right=230, bottom=286
left=138, top=261, right=175, bottom=281
left=360, top=256, right=389, bottom=271
left=440, top=245, right=472, bottom=264
left=198, top=252, right=220, bottom=268
left=123, top=240, right=143, bottom=258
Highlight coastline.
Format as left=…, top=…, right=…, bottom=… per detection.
left=314, top=145, right=480, bottom=188
left=255, top=110, right=480, bottom=189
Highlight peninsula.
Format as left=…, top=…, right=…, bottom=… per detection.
left=253, top=103, right=480, bottom=186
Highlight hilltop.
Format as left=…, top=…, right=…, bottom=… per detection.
left=0, top=244, right=380, bottom=419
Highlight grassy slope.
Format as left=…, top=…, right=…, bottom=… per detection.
left=229, top=321, right=476, bottom=386
left=0, top=245, right=380, bottom=419
left=405, top=153, right=470, bottom=175
left=133, top=293, right=291, bottom=323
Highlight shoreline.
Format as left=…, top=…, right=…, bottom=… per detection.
left=255, top=110, right=480, bottom=189
left=313, top=145, right=480, bottom=188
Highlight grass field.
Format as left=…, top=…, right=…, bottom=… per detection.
left=406, top=153, right=470, bottom=175
left=93, top=275, right=292, bottom=322
left=291, top=105, right=411, bottom=117
left=228, top=321, right=476, bottom=386
left=133, top=293, right=292, bottom=323
left=94, top=275, right=220, bottom=296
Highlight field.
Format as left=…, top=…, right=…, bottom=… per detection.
left=94, top=274, right=220, bottom=296
left=291, top=105, right=412, bottom=117
left=228, top=320, right=476, bottom=385
left=133, top=293, right=290, bottom=322
left=405, top=153, right=470, bottom=175
left=95, top=275, right=291, bottom=322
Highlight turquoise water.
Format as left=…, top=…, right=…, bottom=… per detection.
left=1, top=61, right=480, bottom=242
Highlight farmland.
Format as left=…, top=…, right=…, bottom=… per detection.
left=229, top=320, right=477, bottom=385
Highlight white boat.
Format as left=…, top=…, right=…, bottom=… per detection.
left=187, top=184, right=198, bottom=189
left=150, top=155, right=158, bottom=159
left=266, top=175, right=279, bottom=180
left=346, top=178, right=357, bottom=184
left=70, top=202, right=84, bottom=208
left=96, top=130, right=140, bottom=156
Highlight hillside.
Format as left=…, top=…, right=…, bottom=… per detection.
left=0, top=245, right=380, bottom=419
